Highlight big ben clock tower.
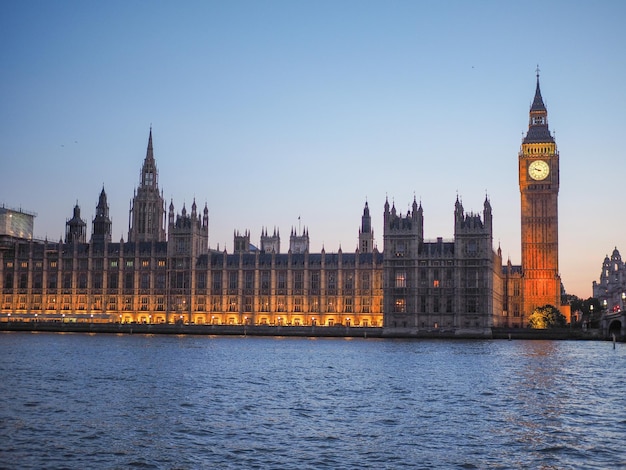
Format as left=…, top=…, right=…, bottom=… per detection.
left=519, top=71, right=561, bottom=322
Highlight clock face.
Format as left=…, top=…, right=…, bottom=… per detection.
left=528, top=160, right=549, bottom=181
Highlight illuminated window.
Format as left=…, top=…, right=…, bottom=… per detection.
left=395, top=272, right=406, bottom=288
left=394, top=298, right=406, bottom=313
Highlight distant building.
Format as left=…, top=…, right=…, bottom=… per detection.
left=593, top=247, right=626, bottom=312
left=0, top=205, right=35, bottom=240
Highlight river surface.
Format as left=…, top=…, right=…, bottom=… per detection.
left=0, top=332, right=624, bottom=469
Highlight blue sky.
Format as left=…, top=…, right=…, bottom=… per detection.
left=2, top=0, right=625, bottom=298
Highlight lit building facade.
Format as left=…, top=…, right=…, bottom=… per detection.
left=0, top=77, right=565, bottom=330
left=0, top=131, right=384, bottom=326
left=593, top=247, right=626, bottom=313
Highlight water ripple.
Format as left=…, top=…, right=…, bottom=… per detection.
left=0, top=333, right=624, bottom=469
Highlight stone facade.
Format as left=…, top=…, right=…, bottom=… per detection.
left=0, top=77, right=567, bottom=330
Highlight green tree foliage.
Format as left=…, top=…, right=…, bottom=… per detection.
left=527, top=305, right=567, bottom=329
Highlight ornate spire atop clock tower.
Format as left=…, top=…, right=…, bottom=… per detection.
left=524, top=67, right=554, bottom=144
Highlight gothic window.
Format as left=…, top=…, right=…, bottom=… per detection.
left=394, top=298, right=406, bottom=313
left=261, top=271, right=270, bottom=293
left=310, top=271, right=320, bottom=294
left=361, top=272, right=370, bottom=290
left=294, top=297, right=302, bottom=312
left=197, top=273, right=207, bottom=290
left=327, top=271, right=337, bottom=294
left=125, top=273, right=134, bottom=289
left=245, top=271, right=254, bottom=290
left=344, top=298, right=353, bottom=313
left=19, top=273, right=28, bottom=289
left=229, top=272, right=238, bottom=291
left=294, top=272, right=304, bottom=292
left=395, top=272, right=406, bottom=288
left=362, top=297, right=370, bottom=313
left=141, top=274, right=150, bottom=290
left=343, top=272, right=354, bottom=292
left=212, top=272, right=222, bottom=294
left=277, top=271, right=286, bottom=290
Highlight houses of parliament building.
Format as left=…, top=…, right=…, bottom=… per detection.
left=0, top=77, right=563, bottom=331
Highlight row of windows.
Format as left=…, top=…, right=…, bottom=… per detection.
left=3, top=273, right=380, bottom=292
left=393, top=296, right=480, bottom=313
left=4, top=259, right=168, bottom=270
left=393, top=269, right=484, bottom=288
left=3, top=295, right=379, bottom=314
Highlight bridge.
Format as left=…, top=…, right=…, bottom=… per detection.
left=602, top=311, right=625, bottom=340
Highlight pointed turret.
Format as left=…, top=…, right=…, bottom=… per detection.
left=359, top=200, right=374, bottom=253
left=65, top=202, right=86, bottom=243
left=92, top=186, right=112, bottom=244
left=523, top=71, right=554, bottom=144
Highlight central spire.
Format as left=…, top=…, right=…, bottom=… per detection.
left=146, top=126, right=154, bottom=162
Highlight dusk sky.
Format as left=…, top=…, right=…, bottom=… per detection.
left=2, top=1, right=625, bottom=298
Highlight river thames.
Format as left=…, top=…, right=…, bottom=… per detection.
left=0, top=332, right=624, bottom=469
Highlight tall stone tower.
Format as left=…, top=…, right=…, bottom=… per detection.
left=91, top=186, right=112, bottom=244
left=260, top=227, right=280, bottom=253
left=289, top=227, right=309, bottom=254
left=128, top=128, right=166, bottom=243
left=358, top=201, right=374, bottom=253
left=519, top=73, right=561, bottom=318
